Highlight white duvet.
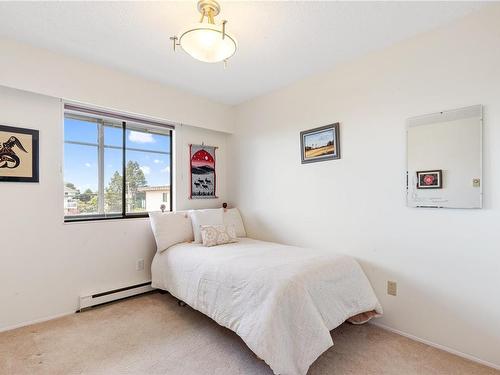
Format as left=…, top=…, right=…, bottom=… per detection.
left=152, top=238, right=382, bottom=375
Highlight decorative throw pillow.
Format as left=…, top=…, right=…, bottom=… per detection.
left=222, top=208, right=247, bottom=237
left=190, top=208, right=224, bottom=243
left=200, top=224, right=238, bottom=247
left=149, top=211, right=194, bottom=253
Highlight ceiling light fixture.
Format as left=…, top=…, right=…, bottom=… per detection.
left=170, top=0, right=237, bottom=65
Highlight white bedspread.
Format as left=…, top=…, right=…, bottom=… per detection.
left=152, top=238, right=382, bottom=375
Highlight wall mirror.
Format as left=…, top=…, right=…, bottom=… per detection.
left=406, top=105, right=483, bottom=209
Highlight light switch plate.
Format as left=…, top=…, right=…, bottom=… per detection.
left=387, top=281, right=397, bottom=296
left=136, top=259, right=145, bottom=271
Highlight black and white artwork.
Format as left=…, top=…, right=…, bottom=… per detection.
left=0, top=124, right=39, bottom=182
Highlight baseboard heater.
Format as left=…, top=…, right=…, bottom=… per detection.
left=78, top=282, right=154, bottom=312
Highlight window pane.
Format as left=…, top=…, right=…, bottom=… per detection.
left=104, top=148, right=123, bottom=214
left=126, top=151, right=171, bottom=214
left=65, top=117, right=98, bottom=144
left=103, top=124, right=124, bottom=215
left=126, top=128, right=171, bottom=153
left=63, top=143, right=99, bottom=216
left=64, top=111, right=172, bottom=221
left=104, top=124, right=123, bottom=148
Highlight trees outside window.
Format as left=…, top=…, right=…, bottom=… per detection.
left=64, top=113, right=172, bottom=221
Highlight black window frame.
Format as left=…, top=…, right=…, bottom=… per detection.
left=63, top=107, right=173, bottom=223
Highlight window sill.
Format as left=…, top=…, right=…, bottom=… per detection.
left=64, top=214, right=150, bottom=224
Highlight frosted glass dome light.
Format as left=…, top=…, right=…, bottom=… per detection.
left=170, top=0, right=237, bottom=64
left=179, top=23, right=237, bottom=63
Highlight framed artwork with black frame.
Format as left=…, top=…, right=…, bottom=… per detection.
left=0, top=124, right=39, bottom=183
left=300, top=123, right=340, bottom=164
left=416, top=170, right=442, bottom=189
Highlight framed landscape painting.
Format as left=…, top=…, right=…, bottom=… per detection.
left=300, top=123, right=340, bottom=164
left=0, top=124, right=39, bottom=183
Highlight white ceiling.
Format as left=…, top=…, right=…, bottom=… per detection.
left=0, top=1, right=485, bottom=105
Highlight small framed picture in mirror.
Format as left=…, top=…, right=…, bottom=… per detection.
left=416, top=170, right=442, bottom=189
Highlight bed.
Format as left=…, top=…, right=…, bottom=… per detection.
left=151, top=237, right=382, bottom=375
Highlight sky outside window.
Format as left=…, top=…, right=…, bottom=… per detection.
left=64, top=118, right=171, bottom=192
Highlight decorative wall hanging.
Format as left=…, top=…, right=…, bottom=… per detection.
left=190, top=144, right=217, bottom=199
left=416, top=170, right=443, bottom=189
left=300, top=123, right=340, bottom=164
left=0, top=124, right=39, bottom=183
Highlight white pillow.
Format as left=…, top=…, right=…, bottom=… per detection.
left=223, top=208, right=246, bottom=237
left=200, top=224, right=238, bottom=247
left=149, top=211, right=194, bottom=253
left=190, top=208, right=224, bottom=243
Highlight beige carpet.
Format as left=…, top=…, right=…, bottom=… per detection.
left=0, top=293, right=497, bottom=375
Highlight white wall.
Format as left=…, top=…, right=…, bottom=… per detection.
left=2, top=3, right=500, bottom=369
left=175, top=124, right=228, bottom=211
left=0, top=85, right=229, bottom=331
left=229, top=5, right=500, bottom=368
left=0, top=37, right=234, bottom=133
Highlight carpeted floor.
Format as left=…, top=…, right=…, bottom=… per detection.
left=0, top=292, right=497, bottom=375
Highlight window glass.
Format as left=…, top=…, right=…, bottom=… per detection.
left=104, top=124, right=123, bottom=147
left=63, top=143, right=99, bottom=216
left=104, top=148, right=123, bottom=214
left=126, top=128, right=171, bottom=153
left=125, top=129, right=171, bottom=214
left=64, top=117, right=98, bottom=144
left=64, top=113, right=172, bottom=221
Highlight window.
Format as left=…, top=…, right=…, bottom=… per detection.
left=64, top=106, right=173, bottom=222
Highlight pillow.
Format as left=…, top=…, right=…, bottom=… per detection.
left=149, top=211, right=194, bottom=253
left=190, top=208, right=224, bottom=243
left=200, top=224, right=238, bottom=247
left=223, top=208, right=246, bottom=237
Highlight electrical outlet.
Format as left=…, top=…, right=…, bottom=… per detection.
left=387, top=281, right=397, bottom=296
left=136, top=259, right=144, bottom=271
